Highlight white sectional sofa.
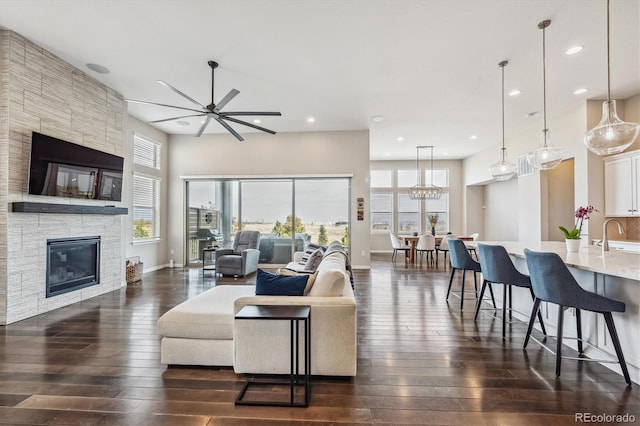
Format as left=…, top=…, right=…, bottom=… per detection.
left=157, top=246, right=357, bottom=376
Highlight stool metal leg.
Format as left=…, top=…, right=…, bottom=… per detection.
left=556, top=306, right=565, bottom=377
left=446, top=268, right=456, bottom=301
left=603, top=312, right=632, bottom=385
left=460, top=269, right=467, bottom=310
left=576, top=309, right=583, bottom=354
left=528, top=288, right=547, bottom=335
left=524, top=298, right=542, bottom=348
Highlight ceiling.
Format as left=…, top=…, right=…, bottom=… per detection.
left=0, top=0, right=638, bottom=160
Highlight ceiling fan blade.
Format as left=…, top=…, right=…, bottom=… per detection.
left=148, top=113, right=206, bottom=124
left=157, top=80, right=206, bottom=109
left=220, top=111, right=282, bottom=116
left=215, top=117, right=244, bottom=141
left=221, top=116, right=277, bottom=135
left=126, top=99, right=204, bottom=114
left=196, top=116, right=212, bottom=137
left=213, top=89, right=240, bottom=112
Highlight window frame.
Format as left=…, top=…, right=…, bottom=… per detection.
left=132, top=134, right=162, bottom=242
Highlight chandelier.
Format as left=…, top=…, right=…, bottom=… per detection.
left=584, top=0, right=640, bottom=155
left=408, top=146, right=442, bottom=200
left=490, top=60, right=517, bottom=181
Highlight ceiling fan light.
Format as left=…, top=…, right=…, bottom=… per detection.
left=584, top=100, right=640, bottom=155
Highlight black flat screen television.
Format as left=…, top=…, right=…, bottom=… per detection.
left=28, top=132, right=124, bottom=201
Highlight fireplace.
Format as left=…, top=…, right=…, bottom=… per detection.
left=46, top=236, right=100, bottom=297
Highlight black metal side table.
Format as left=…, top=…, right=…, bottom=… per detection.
left=234, top=305, right=311, bottom=407
left=202, top=247, right=216, bottom=274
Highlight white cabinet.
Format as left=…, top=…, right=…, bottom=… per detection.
left=604, top=150, right=640, bottom=217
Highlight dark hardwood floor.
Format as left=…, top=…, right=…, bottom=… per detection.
left=0, top=254, right=638, bottom=425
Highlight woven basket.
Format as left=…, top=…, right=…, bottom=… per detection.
left=126, top=256, right=143, bottom=283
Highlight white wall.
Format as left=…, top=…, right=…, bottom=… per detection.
left=124, top=116, right=170, bottom=272
left=167, top=130, right=371, bottom=269
left=483, top=178, right=518, bottom=240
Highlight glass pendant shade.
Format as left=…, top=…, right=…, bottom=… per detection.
left=489, top=60, right=517, bottom=181
left=490, top=150, right=517, bottom=181
left=584, top=100, right=640, bottom=155
left=530, top=129, right=564, bottom=170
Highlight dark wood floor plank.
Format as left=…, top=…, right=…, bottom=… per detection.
left=0, top=253, right=636, bottom=424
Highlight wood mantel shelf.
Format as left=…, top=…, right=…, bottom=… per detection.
left=11, top=202, right=128, bottom=215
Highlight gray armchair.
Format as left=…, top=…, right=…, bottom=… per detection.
left=215, top=231, right=261, bottom=277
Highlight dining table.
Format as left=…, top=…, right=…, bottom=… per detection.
left=400, top=235, right=475, bottom=264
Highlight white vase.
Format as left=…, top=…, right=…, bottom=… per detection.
left=565, top=239, right=581, bottom=253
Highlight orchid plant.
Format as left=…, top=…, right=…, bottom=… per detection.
left=559, top=205, right=597, bottom=240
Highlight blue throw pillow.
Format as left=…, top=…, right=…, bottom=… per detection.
left=255, top=269, right=308, bottom=296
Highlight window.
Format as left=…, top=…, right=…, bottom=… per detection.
left=370, top=170, right=392, bottom=188
left=133, top=134, right=161, bottom=169
left=424, top=169, right=448, bottom=187
left=371, top=193, right=393, bottom=232
left=133, top=134, right=161, bottom=240
left=133, top=174, right=160, bottom=239
left=397, top=169, right=418, bottom=188
left=397, top=193, right=419, bottom=232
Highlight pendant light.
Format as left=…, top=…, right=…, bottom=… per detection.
left=408, top=145, right=442, bottom=200
left=529, top=20, right=564, bottom=171
left=584, top=0, right=640, bottom=155
left=490, top=60, right=517, bottom=181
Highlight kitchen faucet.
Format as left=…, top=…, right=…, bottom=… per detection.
left=599, top=218, right=625, bottom=251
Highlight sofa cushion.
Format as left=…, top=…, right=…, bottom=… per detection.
left=157, top=285, right=255, bottom=340
left=278, top=268, right=319, bottom=295
left=304, top=248, right=324, bottom=271
left=256, top=269, right=308, bottom=296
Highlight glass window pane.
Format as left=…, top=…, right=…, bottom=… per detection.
left=370, top=170, right=392, bottom=188
left=425, top=193, right=447, bottom=212
left=295, top=179, right=349, bottom=247
left=397, top=193, right=419, bottom=212
left=397, top=170, right=418, bottom=188
left=371, top=193, right=392, bottom=211
left=133, top=135, right=160, bottom=169
left=398, top=212, right=419, bottom=232
left=425, top=169, right=448, bottom=187
left=371, top=213, right=392, bottom=231
left=132, top=174, right=159, bottom=239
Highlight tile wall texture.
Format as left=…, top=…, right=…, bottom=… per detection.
left=0, top=31, right=126, bottom=324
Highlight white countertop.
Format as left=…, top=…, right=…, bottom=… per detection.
left=477, top=241, right=640, bottom=281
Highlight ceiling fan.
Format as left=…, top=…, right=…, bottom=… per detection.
left=126, top=61, right=281, bottom=141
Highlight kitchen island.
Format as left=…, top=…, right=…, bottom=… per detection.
left=476, top=241, right=639, bottom=384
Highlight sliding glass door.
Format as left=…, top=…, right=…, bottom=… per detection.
left=185, top=177, right=350, bottom=267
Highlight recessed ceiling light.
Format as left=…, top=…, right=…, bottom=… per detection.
left=307, top=117, right=315, bottom=123
left=565, top=45, right=584, bottom=55
left=397, top=136, right=404, bottom=141
left=371, top=115, right=385, bottom=122
left=508, top=89, right=521, bottom=96
left=253, top=119, right=261, bottom=124
left=470, top=135, right=478, bottom=140
left=176, top=120, right=190, bottom=126
left=573, top=88, right=588, bottom=95
left=86, top=63, right=110, bottom=74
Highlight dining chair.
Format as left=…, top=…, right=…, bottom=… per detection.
left=474, top=243, right=546, bottom=339
left=389, top=233, right=410, bottom=264
left=446, top=239, right=486, bottom=310
left=416, top=234, right=436, bottom=266
left=523, top=249, right=631, bottom=385
left=436, top=234, right=457, bottom=267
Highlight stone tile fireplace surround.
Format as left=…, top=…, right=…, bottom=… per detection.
left=0, top=31, right=127, bottom=324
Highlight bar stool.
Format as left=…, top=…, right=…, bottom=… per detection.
left=447, top=239, right=494, bottom=310
left=523, top=249, right=631, bottom=385
left=474, top=243, right=546, bottom=339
